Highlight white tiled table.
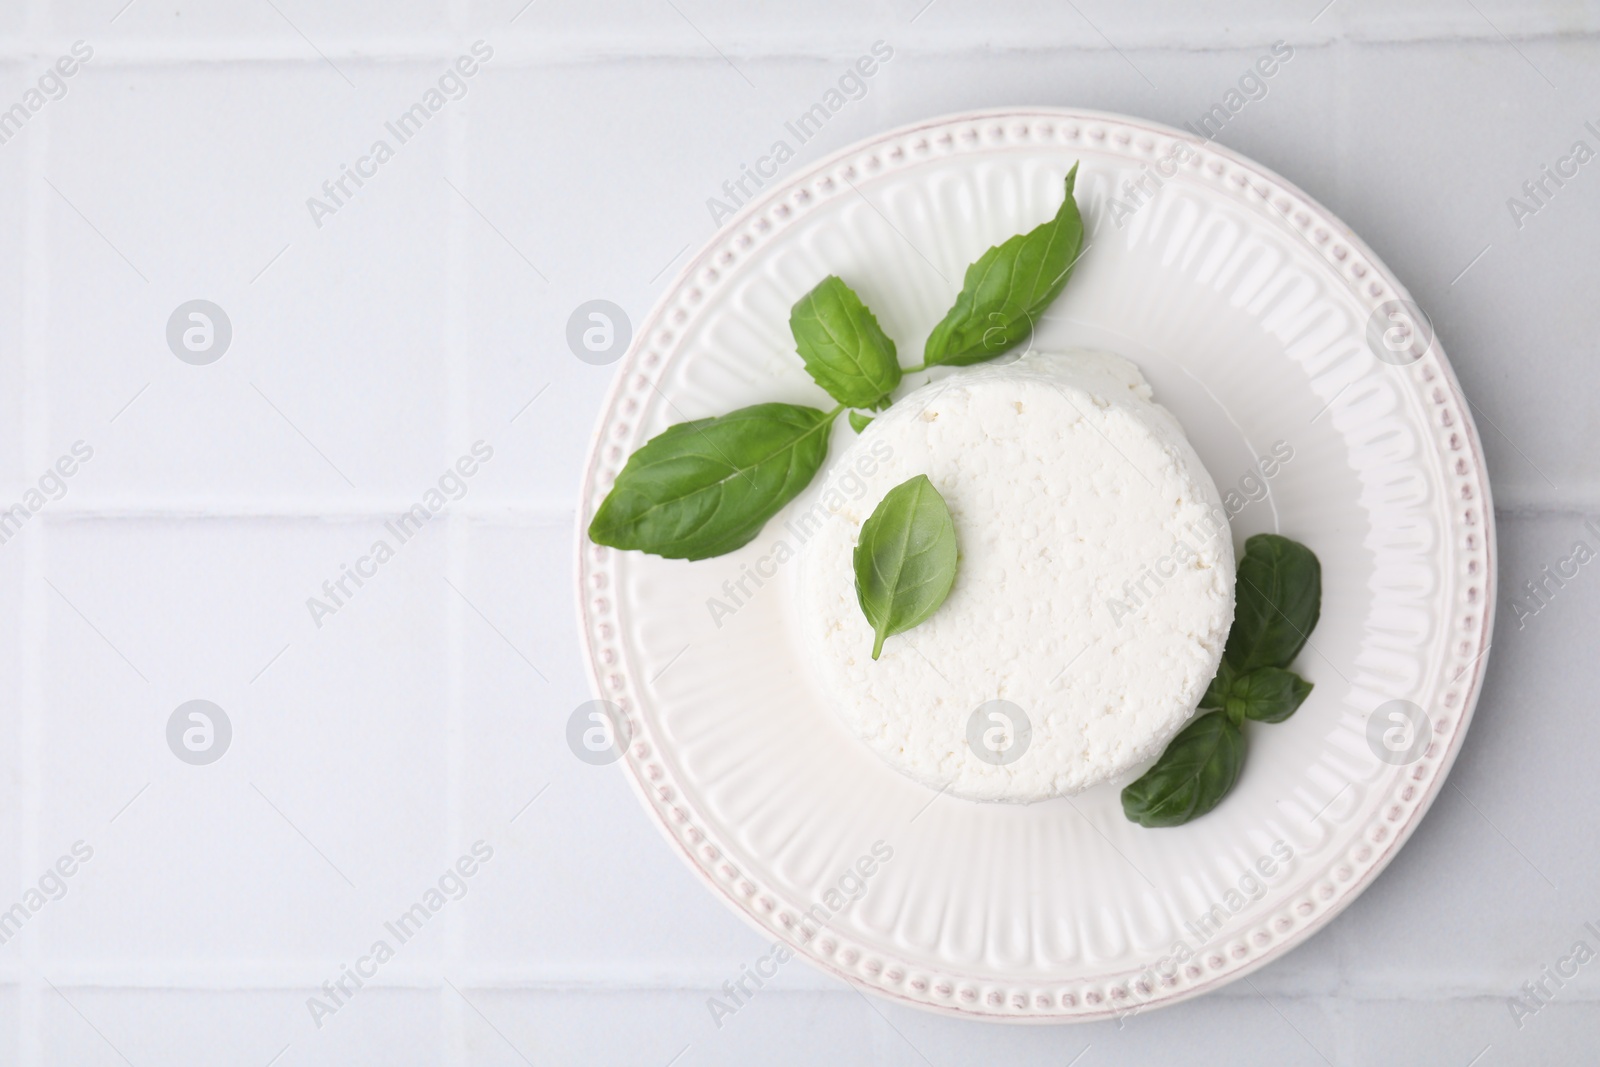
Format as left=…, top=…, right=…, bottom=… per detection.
left=0, top=1, right=1595, bottom=1063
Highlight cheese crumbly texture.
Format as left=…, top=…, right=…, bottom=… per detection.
left=795, top=349, right=1235, bottom=802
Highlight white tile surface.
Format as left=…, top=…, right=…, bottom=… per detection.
left=0, top=84, right=27, bottom=496
left=0, top=534, right=25, bottom=907
left=1335, top=39, right=1600, bottom=507
left=39, top=986, right=440, bottom=1066
left=0, top=986, right=16, bottom=1064
left=45, top=62, right=459, bottom=503
left=0, top=1, right=1595, bottom=1063
left=455, top=55, right=891, bottom=507
left=49, top=0, right=450, bottom=46
left=457, top=518, right=777, bottom=973
left=35, top=516, right=452, bottom=963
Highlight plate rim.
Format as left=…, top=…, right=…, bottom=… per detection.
left=572, top=106, right=1497, bottom=1022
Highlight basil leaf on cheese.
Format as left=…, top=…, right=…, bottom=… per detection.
left=848, top=411, right=874, bottom=434
left=1223, top=534, right=1322, bottom=673
left=923, top=164, right=1084, bottom=368
left=1121, top=711, right=1245, bottom=828
left=790, top=275, right=902, bottom=409
left=588, top=403, right=839, bottom=561
left=853, top=474, right=958, bottom=660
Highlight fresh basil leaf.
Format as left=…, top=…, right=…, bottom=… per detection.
left=1121, top=711, right=1246, bottom=828
left=923, top=164, right=1084, bottom=368
left=848, top=411, right=874, bottom=434
left=1132, top=537, right=1321, bottom=827
left=853, top=474, right=958, bottom=660
left=1223, top=533, right=1322, bottom=673
left=1225, top=667, right=1312, bottom=725
left=588, top=403, right=839, bottom=561
left=1200, top=660, right=1233, bottom=711
left=790, top=275, right=902, bottom=409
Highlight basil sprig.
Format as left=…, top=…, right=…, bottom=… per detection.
left=590, top=163, right=1086, bottom=565
left=853, top=474, right=958, bottom=660
left=923, top=164, right=1084, bottom=368
left=587, top=403, right=840, bottom=561
left=1122, top=534, right=1322, bottom=828
left=1219, top=665, right=1313, bottom=725
left=790, top=275, right=902, bottom=410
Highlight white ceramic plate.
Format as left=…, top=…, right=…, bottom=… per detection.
left=575, top=109, right=1494, bottom=1022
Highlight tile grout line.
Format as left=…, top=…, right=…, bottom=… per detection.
left=0, top=29, right=1596, bottom=62
left=10, top=961, right=1600, bottom=999
left=442, top=26, right=470, bottom=1065
left=17, top=16, right=50, bottom=1059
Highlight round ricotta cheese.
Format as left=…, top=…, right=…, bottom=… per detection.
left=795, top=349, right=1235, bottom=802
